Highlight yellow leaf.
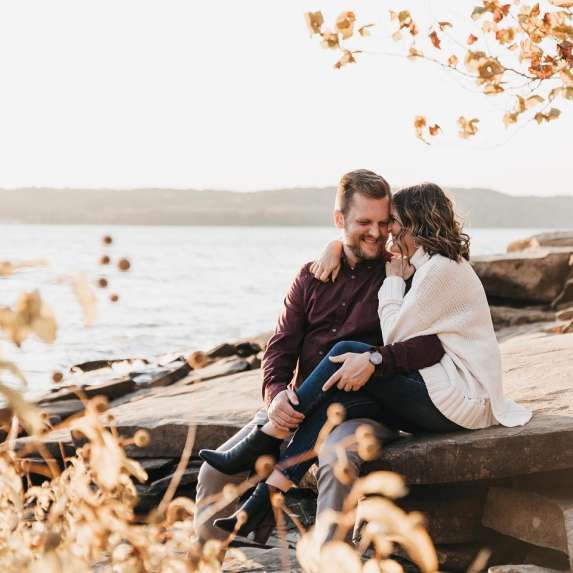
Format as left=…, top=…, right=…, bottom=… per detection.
left=304, top=11, right=324, bottom=36
left=503, top=112, right=519, bottom=127
left=71, top=274, right=97, bottom=326
left=0, top=380, right=46, bottom=435
left=320, top=32, right=339, bottom=50
left=398, top=10, right=412, bottom=28
left=334, top=50, right=359, bottom=69
left=358, top=24, right=375, bottom=37
left=413, top=116, right=428, bottom=144
left=336, top=11, right=356, bottom=40
left=392, top=30, right=402, bottom=42
left=525, top=94, right=544, bottom=108
left=448, top=54, right=459, bottom=67
left=550, top=0, right=573, bottom=6
left=408, top=46, right=423, bottom=59
left=458, top=116, right=480, bottom=138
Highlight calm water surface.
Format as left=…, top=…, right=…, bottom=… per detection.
left=0, top=225, right=548, bottom=396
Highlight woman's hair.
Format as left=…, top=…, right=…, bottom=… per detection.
left=392, top=182, right=470, bottom=261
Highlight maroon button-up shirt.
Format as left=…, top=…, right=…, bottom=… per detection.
left=262, top=257, right=444, bottom=407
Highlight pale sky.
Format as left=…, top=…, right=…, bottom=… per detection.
left=0, top=0, right=570, bottom=196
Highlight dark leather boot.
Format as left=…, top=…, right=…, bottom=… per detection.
left=199, top=426, right=281, bottom=475
left=214, top=482, right=273, bottom=536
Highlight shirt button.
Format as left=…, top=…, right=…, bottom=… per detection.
left=341, top=302, right=346, bottom=307
left=351, top=275, right=356, bottom=280
left=331, top=328, right=337, bottom=333
left=319, top=350, right=324, bottom=355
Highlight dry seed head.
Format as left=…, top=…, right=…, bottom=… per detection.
left=333, top=460, right=354, bottom=485
left=117, top=258, right=131, bottom=272
left=109, top=293, right=119, bottom=303
left=358, top=437, right=381, bottom=461
left=270, top=491, right=285, bottom=509
left=222, top=483, right=238, bottom=501
left=99, top=255, right=111, bottom=265
left=355, top=423, right=375, bottom=441
left=97, top=278, right=108, bottom=289
left=133, top=429, right=150, bottom=448
left=236, top=510, right=248, bottom=527
left=91, top=395, right=109, bottom=413
left=102, top=235, right=113, bottom=245
left=327, top=403, right=346, bottom=425
left=255, top=454, right=275, bottom=478
left=51, top=371, right=64, bottom=384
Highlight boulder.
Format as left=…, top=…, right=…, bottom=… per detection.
left=472, top=248, right=573, bottom=304
left=483, top=486, right=573, bottom=566
left=507, top=231, right=573, bottom=252
left=39, top=376, right=136, bottom=404
left=489, top=306, right=556, bottom=329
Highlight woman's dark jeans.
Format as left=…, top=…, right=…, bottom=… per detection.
left=279, top=340, right=464, bottom=484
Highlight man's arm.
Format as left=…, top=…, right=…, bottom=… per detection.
left=262, top=264, right=309, bottom=407
left=377, top=334, right=444, bottom=377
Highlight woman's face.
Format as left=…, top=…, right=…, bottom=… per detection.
left=389, top=208, right=417, bottom=257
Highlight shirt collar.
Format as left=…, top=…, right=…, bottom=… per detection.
left=410, top=246, right=431, bottom=270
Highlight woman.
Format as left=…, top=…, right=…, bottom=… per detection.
left=199, top=182, right=532, bottom=536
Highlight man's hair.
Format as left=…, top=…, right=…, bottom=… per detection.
left=336, top=169, right=391, bottom=215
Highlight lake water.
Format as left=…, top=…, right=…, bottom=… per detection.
left=0, top=225, right=547, bottom=396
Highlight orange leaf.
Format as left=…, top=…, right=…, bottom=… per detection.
left=467, top=34, right=479, bottom=45
left=336, top=11, right=356, bottom=40
left=305, top=11, right=324, bottom=36
left=429, top=124, right=441, bottom=136
left=429, top=31, right=441, bottom=49
left=414, top=116, right=428, bottom=143
left=438, top=21, right=453, bottom=31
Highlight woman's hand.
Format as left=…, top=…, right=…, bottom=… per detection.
left=310, top=240, right=343, bottom=283
left=322, top=352, right=375, bottom=392
left=385, top=254, right=415, bottom=280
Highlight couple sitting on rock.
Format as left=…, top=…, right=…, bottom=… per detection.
left=195, top=169, right=532, bottom=545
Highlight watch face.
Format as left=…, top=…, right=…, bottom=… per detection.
left=370, top=351, right=383, bottom=366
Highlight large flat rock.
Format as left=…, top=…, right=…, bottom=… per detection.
left=472, top=248, right=573, bottom=304
left=110, top=331, right=573, bottom=485
left=111, top=369, right=263, bottom=458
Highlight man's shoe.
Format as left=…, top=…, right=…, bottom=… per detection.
left=199, top=426, right=281, bottom=475
left=214, top=482, right=274, bottom=536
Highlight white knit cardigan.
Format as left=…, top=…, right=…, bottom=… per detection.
left=378, top=247, right=532, bottom=429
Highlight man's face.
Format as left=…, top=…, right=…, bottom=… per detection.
left=335, top=193, right=390, bottom=261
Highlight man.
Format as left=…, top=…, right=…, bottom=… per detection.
left=195, top=169, right=444, bottom=543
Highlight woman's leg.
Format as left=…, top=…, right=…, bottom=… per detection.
left=269, top=386, right=384, bottom=489
left=260, top=340, right=375, bottom=438
left=363, top=370, right=465, bottom=434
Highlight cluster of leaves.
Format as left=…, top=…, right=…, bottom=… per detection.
left=305, top=1, right=573, bottom=142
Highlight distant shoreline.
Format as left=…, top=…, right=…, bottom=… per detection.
left=1, top=187, right=572, bottom=228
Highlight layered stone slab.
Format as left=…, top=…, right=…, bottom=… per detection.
left=483, top=486, right=573, bottom=562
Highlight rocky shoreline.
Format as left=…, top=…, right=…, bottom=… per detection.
left=10, top=231, right=573, bottom=573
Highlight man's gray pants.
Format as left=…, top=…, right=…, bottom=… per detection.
left=194, top=408, right=397, bottom=543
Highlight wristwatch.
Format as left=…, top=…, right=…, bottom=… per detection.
left=368, top=350, right=383, bottom=367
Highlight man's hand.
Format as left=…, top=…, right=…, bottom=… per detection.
left=267, top=388, right=305, bottom=432
left=322, top=352, right=376, bottom=392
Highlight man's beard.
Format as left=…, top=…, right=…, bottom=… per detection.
left=346, top=236, right=387, bottom=261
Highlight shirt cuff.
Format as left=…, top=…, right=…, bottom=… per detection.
left=264, top=382, right=288, bottom=408
left=379, top=276, right=406, bottom=302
